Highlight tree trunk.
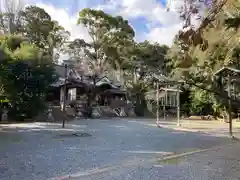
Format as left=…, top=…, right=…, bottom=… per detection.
left=134, top=93, right=148, bottom=116
left=85, top=92, right=93, bottom=118
left=85, top=81, right=97, bottom=118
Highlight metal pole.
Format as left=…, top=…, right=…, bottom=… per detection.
left=163, top=92, right=166, bottom=121
left=227, top=74, right=233, bottom=137
left=177, top=90, right=181, bottom=127
left=62, top=64, right=67, bottom=128
left=156, top=82, right=160, bottom=127
left=233, top=83, right=236, bottom=100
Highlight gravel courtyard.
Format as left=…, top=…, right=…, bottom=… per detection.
left=0, top=118, right=236, bottom=180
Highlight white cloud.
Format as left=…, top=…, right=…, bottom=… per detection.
left=20, top=0, right=198, bottom=64
left=34, top=0, right=183, bottom=46
left=152, top=6, right=181, bottom=27
left=28, top=3, right=91, bottom=63
left=95, top=0, right=184, bottom=46
left=32, top=0, right=206, bottom=47
left=146, top=23, right=183, bottom=45
left=0, top=0, right=28, bottom=12
left=120, top=0, right=157, bottom=18
left=35, top=3, right=91, bottom=42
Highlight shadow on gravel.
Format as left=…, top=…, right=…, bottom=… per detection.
left=56, top=132, right=92, bottom=138
left=0, top=121, right=235, bottom=147
left=0, top=120, right=237, bottom=180
left=161, top=127, right=237, bottom=154
left=0, top=122, right=92, bottom=145
left=0, top=122, right=87, bottom=133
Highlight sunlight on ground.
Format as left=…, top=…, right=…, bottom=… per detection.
left=0, top=122, right=88, bottom=128
left=156, top=156, right=185, bottom=165
left=146, top=123, right=157, bottom=127
left=108, top=125, right=131, bottom=130
left=0, top=123, right=45, bottom=128
left=179, top=148, right=201, bottom=154
left=18, top=128, right=85, bottom=132
left=123, top=150, right=173, bottom=155
left=0, top=122, right=88, bottom=133
left=127, top=121, right=158, bottom=127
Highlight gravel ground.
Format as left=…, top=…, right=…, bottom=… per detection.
left=83, top=142, right=240, bottom=180
left=0, top=118, right=235, bottom=180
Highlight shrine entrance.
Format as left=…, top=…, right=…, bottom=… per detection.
left=145, top=76, right=183, bottom=127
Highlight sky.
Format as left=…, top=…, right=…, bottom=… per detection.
left=24, top=0, right=186, bottom=46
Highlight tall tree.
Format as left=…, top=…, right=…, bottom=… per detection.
left=65, top=9, right=135, bottom=117
left=0, top=4, right=69, bottom=62
left=18, top=6, right=69, bottom=60
left=168, top=0, right=240, bottom=116
left=0, top=35, right=57, bottom=120
left=125, top=41, right=169, bottom=116
left=0, top=0, right=24, bottom=34
left=75, top=8, right=135, bottom=76
left=224, top=0, right=240, bottom=30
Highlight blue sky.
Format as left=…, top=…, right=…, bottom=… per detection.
left=39, top=0, right=168, bottom=13
left=32, top=0, right=183, bottom=45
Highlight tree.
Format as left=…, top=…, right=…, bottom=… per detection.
left=65, top=9, right=135, bottom=117
left=18, top=6, right=69, bottom=60
left=168, top=0, right=239, bottom=78
left=0, top=35, right=57, bottom=120
left=0, top=4, right=69, bottom=62
left=168, top=0, right=240, bottom=116
left=0, top=0, right=24, bottom=34
left=167, top=0, right=228, bottom=48
left=224, top=0, right=240, bottom=30
left=76, top=8, right=135, bottom=75
left=124, top=41, right=169, bottom=116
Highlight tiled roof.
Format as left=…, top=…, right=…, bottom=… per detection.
left=214, top=67, right=240, bottom=76
left=52, top=64, right=122, bottom=88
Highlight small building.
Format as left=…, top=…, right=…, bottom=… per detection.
left=47, top=64, right=127, bottom=114
left=46, top=64, right=86, bottom=106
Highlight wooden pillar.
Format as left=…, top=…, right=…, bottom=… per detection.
left=156, top=82, right=160, bottom=126
left=163, top=91, right=166, bottom=121
left=169, top=92, right=172, bottom=107
left=177, top=90, right=181, bottom=126
left=62, top=64, right=67, bottom=128
left=227, top=74, right=233, bottom=137
left=233, top=83, right=236, bottom=100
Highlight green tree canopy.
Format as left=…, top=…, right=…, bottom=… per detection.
left=18, top=6, right=69, bottom=58
left=70, top=8, right=135, bottom=75
left=0, top=35, right=57, bottom=120
left=168, top=0, right=240, bottom=116
left=0, top=4, right=69, bottom=62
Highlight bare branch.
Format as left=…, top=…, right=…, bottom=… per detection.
left=0, top=0, right=25, bottom=34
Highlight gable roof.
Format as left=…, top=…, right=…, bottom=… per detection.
left=214, top=67, right=240, bottom=77
left=53, top=64, right=122, bottom=88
